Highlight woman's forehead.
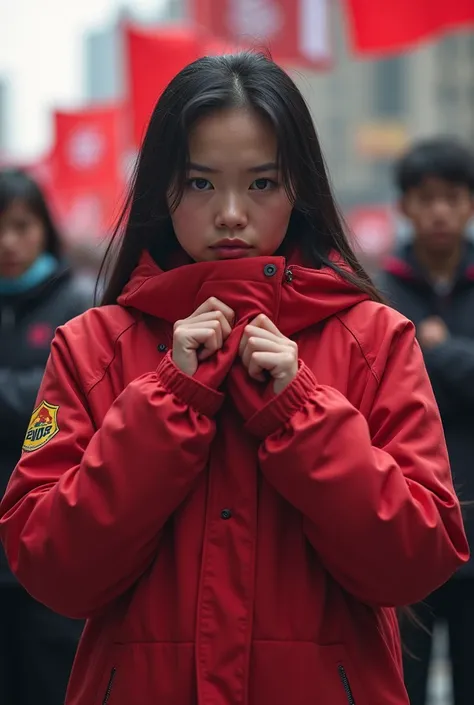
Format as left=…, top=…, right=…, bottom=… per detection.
left=187, top=108, right=278, bottom=170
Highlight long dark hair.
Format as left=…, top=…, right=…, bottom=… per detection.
left=0, top=168, right=62, bottom=258
left=99, top=51, right=383, bottom=305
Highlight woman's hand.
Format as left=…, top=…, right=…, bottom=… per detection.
left=173, top=297, right=235, bottom=376
left=239, top=314, right=298, bottom=395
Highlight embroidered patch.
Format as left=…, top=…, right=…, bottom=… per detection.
left=23, top=401, right=60, bottom=452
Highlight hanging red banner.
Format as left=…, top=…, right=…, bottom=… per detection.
left=51, top=105, right=125, bottom=237
left=344, top=0, right=474, bottom=55
left=125, top=24, right=202, bottom=148
left=52, top=104, right=124, bottom=192
left=189, top=0, right=331, bottom=68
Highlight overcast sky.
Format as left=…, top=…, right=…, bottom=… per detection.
left=0, top=0, right=167, bottom=159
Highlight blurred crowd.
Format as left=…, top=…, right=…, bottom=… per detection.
left=1, top=133, right=474, bottom=705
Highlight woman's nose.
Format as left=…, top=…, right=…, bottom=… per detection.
left=215, top=193, right=248, bottom=230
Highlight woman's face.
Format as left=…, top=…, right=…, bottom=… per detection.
left=169, top=107, right=293, bottom=262
left=0, top=199, right=47, bottom=278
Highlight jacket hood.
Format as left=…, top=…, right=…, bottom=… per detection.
left=118, top=252, right=369, bottom=337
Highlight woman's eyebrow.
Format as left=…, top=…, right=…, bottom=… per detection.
left=248, top=162, right=278, bottom=173
left=187, top=162, right=219, bottom=173
left=187, top=162, right=278, bottom=173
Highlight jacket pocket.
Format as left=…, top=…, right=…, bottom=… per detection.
left=249, top=641, right=358, bottom=705
left=100, top=642, right=196, bottom=705
left=102, top=667, right=116, bottom=705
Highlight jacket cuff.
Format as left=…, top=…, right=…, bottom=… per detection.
left=245, top=361, right=317, bottom=439
left=156, top=353, right=224, bottom=418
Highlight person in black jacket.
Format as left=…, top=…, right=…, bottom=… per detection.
left=378, top=138, right=474, bottom=705
left=0, top=169, right=91, bottom=704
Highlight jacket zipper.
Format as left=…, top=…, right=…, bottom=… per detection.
left=284, top=267, right=293, bottom=283
left=338, top=665, right=356, bottom=705
left=102, top=667, right=116, bottom=705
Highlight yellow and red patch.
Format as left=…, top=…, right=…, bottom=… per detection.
left=23, top=401, right=60, bottom=452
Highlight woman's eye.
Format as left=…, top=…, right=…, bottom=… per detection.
left=188, top=178, right=213, bottom=191
left=250, top=178, right=276, bottom=191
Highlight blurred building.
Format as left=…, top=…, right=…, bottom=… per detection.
left=82, top=0, right=474, bottom=212
left=84, top=1, right=183, bottom=105
left=84, top=24, right=123, bottom=103
left=294, top=3, right=474, bottom=207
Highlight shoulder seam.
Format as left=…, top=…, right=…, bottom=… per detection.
left=84, top=319, right=139, bottom=397
left=334, top=314, right=380, bottom=384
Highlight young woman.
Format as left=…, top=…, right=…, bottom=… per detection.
left=0, top=53, right=468, bottom=705
left=0, top=168, right=89, bottom=704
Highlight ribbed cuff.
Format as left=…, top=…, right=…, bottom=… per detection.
left=245, top=362, right=317, bottom=439
left=157, top=353, right=224, bottom=417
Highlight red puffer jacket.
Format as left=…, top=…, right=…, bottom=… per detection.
left=0, top=254, right=468, bottom=705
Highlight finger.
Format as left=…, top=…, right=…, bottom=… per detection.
left=193, top=297, right=235, bottom=325
left=175, top=323, right=222, bottom=355
left=195, top=310, right=232, bottom=340
left=242, top=337, right=284, bottom=370
left=193, top=327, right=221, bottom=358
left=243, top=325, right=281, bottom=344
left=175, top=311, right=232, bottom=339
left=183, top=314, right=232, bottom=342
left=239, top=332, right=247, bottom=358
left=249, top=314, right=283, bottom=337
left=176, top=320, right=223, bottom=345
left=249, top=351, right=295, bottom=381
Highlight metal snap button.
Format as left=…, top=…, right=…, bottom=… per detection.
left=220, top=509, right=232, bottom=520
left=263, top=263, right=277, bottom=277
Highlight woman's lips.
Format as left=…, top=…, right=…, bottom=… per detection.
left=210, top=240, right=253, bottom=259
left=211, top=246, right=253, bottom=259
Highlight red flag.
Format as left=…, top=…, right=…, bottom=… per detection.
left=52, top=185, right=121, bottom=240
left=52, top=104, right=124, bottom=191
left=51, top=105, right=125, bottom=237
left=345, top=0, right=474, bottom=54
left=189, top=0, right=331, bottom=68
left=125, top=24, right=202, bottom=148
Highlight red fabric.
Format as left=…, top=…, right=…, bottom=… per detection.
left=52, top=105, right=124, bottom=191
left=125, top=24, right=202, bottom=147
left=51, top=183, right=121, bottom=239
left=0, top=254, right=468, bottom=705
left=345, top=0, right=474, bottom=54
left=190, top=0, right=332, bottom=68
left=51, top=105, right=125, bottom=237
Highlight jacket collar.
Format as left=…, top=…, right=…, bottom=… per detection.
left=118, top=252, right=369, bottom=337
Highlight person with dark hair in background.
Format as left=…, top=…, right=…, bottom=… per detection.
left=0, top=168, right=90, bottom=705
left=378, top=137, right=474, bottom=705
left=0, top=56, right=468, bottom=705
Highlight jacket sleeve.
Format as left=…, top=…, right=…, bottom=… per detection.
left=243, top=320, right=469, bottom=607
left=423, top=337, right=474, bottom=408
left=0, top=329, right=223, bottom=619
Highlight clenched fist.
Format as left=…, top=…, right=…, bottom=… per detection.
left=172, top=297, right=235, bottom=376
left=239, top=314, right=298, bottom=395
